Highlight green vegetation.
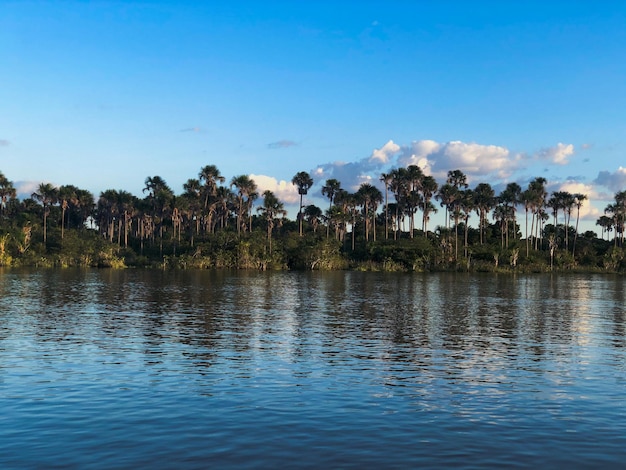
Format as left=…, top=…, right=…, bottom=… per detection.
left=1, top=167, right=625, bottom=272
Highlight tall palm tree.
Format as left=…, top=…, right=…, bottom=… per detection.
left=420, top=175, right=438, bottom=236
left=459, top=189, right=475, bottom=258
left=473, top=183, right=495, bottom=245
left=446, top=169, right=468, bottom=259
left=97, top=189, right=119, bottom=242
left=143, top=176, right=174, bottom=253
left=345, top=193, right=359, bottom=251
left=199, top=165, right=225, bottom=232
left=447, top=169, right=468, bottom=190
left=525, top=177, right=547, bottom=252
left=390, top=167, right=409, bottom=240
left=493, top=203, right=513, bottom=248
left=572, top=193, right=587, bottom=257
left=75, top=188, right=95, bottom=230
left=596, top=215, right=613, bottom=241
left=304, top=204, right=323, bottom=234
left=257, top=190, right=287, bottom=254
left=356, top=183, right=383, bottom=242
left=322, top=178, right=341, bottom=239
left=561, top=191, right=576, bottom=251
left=499, top=182, right=522, bottom=247
left=117, top=190, right=136, bottom=247
left=436, top=183, right=457, bottom=231
left=230, top=175, right=257, bottom=235
left=406, top=165, right=424, bottom=238
left=292, top=171, right=314, bottom=236
left=183, top=178, right=202, bottom=242
left=215, top=186, right=233, bottom=230
left=31, top=182, right=58, bottom=243
left=58, top=185, right=77, bottom=239
left=379, top=172, right=393, bottom=239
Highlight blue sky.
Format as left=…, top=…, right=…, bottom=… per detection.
left=2, top=1, right=626, bottom=232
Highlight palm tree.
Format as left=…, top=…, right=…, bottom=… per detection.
left=58, top=185, right=78, bottom=240
left=524, top=177, right=548, bottom=253
left=379, top=172, right=393, bottom=239
left=459, top=189, right=475, bottom=258
left=406, top=165, right=424, bottom=238
left=356, top=183, right=383, bottom=242
left=304, top=204, right=323, bottom=234
left=31, top=182, right=58, bottom=243
left=572, top=193, right=587, bottom=257
left=257, top=190, right=287, bottom=254
left=493, top=203, right=512, bottom=248
left=183, top=178, right=202, bottom=243
left=446, top=169, right=468, bottom=259
left=321, top=178, right=341, bottom=239
left=143, top=176, right=174, bottom=254
left=199, top=165, right=225, bottom=233
left=215, top=186, right=233, bottom=230
left=230, top=175, right=257, bottom=235
left=75, top=188, right=95, bottom=230
left=345, top=193, right=359, bottom=251
left=447, top=169, right=468, bottom=190
left=390, top=167, right=409, bottom=240
left=473, top=183, right=495, bottom=245
left=117, top=190, right=136, bottom=247
left=0, top=172, right=16, bottom=219
left=499, top=182, right=522, bottom=247
left=436, top=183, right=457, bottom=230
left=561, top=191, right=576, bottom=251
left=420, top=175, right=438, bottom=236
left=292, top=171, right=314, bottom=236
left=596, top=215, right=613, bottom=241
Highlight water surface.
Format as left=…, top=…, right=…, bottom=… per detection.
left=1, top=269, right=625, bottom=468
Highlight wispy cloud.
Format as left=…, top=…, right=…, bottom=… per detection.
left=179, top=127, right=202, bottom=133
left=0, top=139, right=9, bottom=146
left=267, top=140, right=298, bottom=149
left=15, top=180, right=48, bottom=199
left=536, top=142, right=574, bottom=165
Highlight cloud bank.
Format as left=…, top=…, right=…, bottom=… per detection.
left=312, top=139, right=572, bottom=192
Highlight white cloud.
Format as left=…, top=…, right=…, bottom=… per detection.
left=398, top=140, right=519, bottom=181
left=0, top=139, right=9, bottom=146
left=554, top=181, right=602, bottom=221
left=314, top=139, right=527, bottom=193
left=368, top=140, right=400, bottom=164
left=593, top=167, right=626, bottom=193
left=250, top=174, right=300, bottom=204
left=537, top=142, right=574, bottom=165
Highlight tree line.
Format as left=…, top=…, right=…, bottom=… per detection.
left=0, top=166, right=625, bottom=271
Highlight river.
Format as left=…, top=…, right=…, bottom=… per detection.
left=1, top=269, right=625, bottom=468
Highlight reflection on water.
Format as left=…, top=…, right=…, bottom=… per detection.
left=1, top=269, right=625, bottom=468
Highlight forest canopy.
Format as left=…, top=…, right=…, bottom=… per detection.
left=0, top=166, right=625, bottom=272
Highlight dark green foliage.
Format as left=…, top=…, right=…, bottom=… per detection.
left=0, top=167, right=624, bottom=272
